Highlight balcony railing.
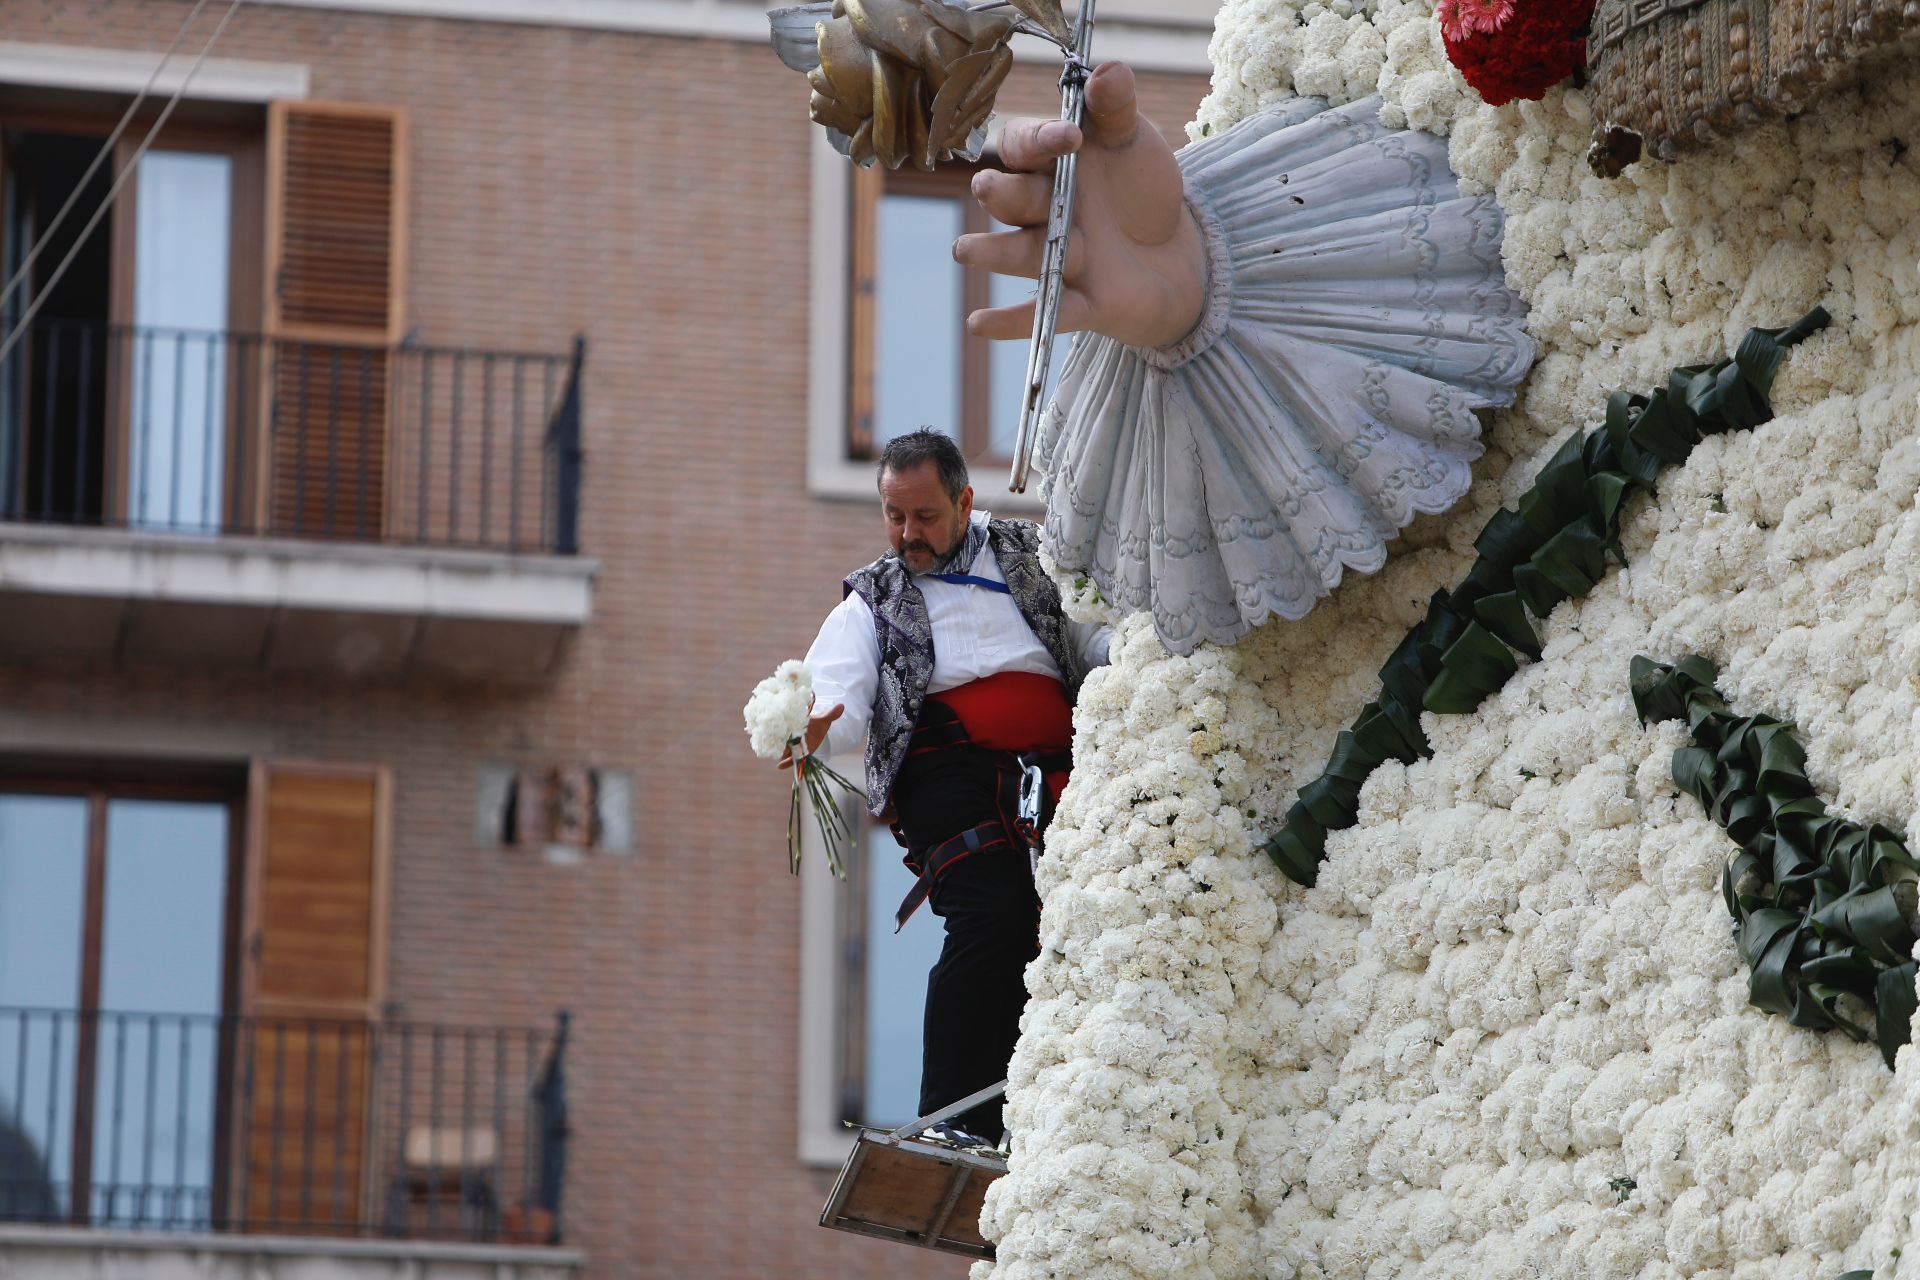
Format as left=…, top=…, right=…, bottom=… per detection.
left=0, top=1008, right=570, bottom=1245
left=0, top=320, right=586, bottom=554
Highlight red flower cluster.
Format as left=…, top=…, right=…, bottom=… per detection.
left=1437, top=0, right=1596, bottom=106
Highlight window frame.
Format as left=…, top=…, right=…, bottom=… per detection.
left=0, top=774, right=246, bottom=1226
left=0, top=103, right=266, bottom=529
left=848, top=161, right=999, bottom=466
left=805, top=132, right=1040, bottom=510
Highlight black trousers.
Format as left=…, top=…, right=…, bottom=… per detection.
left=891, top=735, right=1043, bottom=1140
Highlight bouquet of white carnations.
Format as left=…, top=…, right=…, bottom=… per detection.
left=742, top=659, right=863, bottom=877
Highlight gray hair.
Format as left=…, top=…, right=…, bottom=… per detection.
left=876, top=429, right=969, bottom=501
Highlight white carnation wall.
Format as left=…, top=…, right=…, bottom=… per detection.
left=982, top=4, right=1920, bottom=1276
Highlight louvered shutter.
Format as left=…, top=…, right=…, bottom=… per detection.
left=235, top=760, right=392, bottom=1232
left=262, top=103, right=406, bottom=539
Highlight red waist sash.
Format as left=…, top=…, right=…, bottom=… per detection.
left=925, top=671, right=1071, bottom=755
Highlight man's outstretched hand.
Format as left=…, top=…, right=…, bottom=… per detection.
left=778, top=702, right=844, bottom=770
left=954, top=61, right=1206, bottom=352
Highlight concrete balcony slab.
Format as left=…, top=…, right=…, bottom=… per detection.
left=0, top=523, right=596, bottom=682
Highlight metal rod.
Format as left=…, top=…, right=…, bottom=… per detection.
left=140, top=1016, right=158, bottom=1224
left=109, top=1013, right=128, bottom=1224
left=300, top=1021, right=317, bottom=1225
left=11, top=1010, right=27, bottom=1132
left=460, top=1028, right=473, bottom=1235
left=171, top=334, right=186, bottom=526
left=417, top=354, right=432, bottom=543
left=333, top=1021, right=349, bottom=1225
left=357, top=350, right=371, bottom=539
left=269, top=1021, right=286, bottom=1225
left=521, top=1028, right=536, bottom=1225
left=480, top=355, right=494, bottom=546
left=230, top=336, right=248, bottom=536
left=174, top=1019, right=191, bottom=1216
left=491, top=1029, right=506, bottom=1242
left=202, top=335, right=217, bottom=530
left=75, top=328, right=93, bottom=522
left=326, top=349, right=341, bottom=539
left=294, top=346, right=311, bottom=537
left=448, top=354, right=464, bottom=543
left=396, top=1022, right=412, bottom=1236
left=510, top=357, right=524, bottom=553
left=1008, top=0, right=1096, bottom=495
left=40, top=324, right=60, bottom=517
left=43, top=1016, right=60, bottom=1213
left=540, top=360, right=554, bottom=549
left=427, top=1025, right=442, bottom=1237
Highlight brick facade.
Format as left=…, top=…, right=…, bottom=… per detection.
left=0, top=3, right=1208, bottom=1273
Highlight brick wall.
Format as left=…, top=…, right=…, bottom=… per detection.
left=0, top=3, right=1209, bottom=1274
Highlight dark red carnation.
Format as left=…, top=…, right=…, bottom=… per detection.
left=1437, top=0, right=1596, bottom=107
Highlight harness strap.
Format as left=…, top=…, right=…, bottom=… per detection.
left=895, top=821, right=1016, bottom=931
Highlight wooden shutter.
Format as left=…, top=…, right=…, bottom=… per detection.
left=262, top=102, right=406, bottom=539
left=235, top=760, right=392, bottom=1232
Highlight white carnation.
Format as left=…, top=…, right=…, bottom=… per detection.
left=742, top=659, right=811, bottom=759
left=985, top=4, right=1920, bottom=1276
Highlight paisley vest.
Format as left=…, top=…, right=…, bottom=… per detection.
left=843, top=517, right=1083, bottom=816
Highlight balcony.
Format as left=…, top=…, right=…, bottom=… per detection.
left=0, top=321, right=595, bottom=682
left=0, top=1007, right=575, bottom=1273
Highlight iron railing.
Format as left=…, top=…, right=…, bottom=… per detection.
left=0, top=1008, right=570, bottom=1244
left=0, top=320, right=586, bottom=554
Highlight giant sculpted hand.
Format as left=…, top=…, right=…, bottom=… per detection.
left=954, top=62, right=1207, bottom=352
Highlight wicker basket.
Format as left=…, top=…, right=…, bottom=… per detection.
left=1585, top=0, right=1920, bottom=173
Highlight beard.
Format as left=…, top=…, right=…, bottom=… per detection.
left=902, top=514, right=972, bottom=571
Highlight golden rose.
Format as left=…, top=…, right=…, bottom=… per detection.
left=807, top=0, right=1025, bottom=170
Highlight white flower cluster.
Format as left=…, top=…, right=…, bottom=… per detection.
left=742, top=658, right=811, bottom=759
left=1193, top=0, right=1474, bottom=141
left=980, top=6, right=1920, bottom=1277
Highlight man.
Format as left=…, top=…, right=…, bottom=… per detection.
left=790, top=429, right=1109, bottom=1145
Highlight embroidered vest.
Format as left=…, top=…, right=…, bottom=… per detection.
left=843, top=517, right=1084, bottom=816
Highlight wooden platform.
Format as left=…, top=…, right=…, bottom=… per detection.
left=819, top=1081, right=1008, bottom=1260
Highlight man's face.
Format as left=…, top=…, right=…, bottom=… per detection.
left=880, top=460, right=973, bottom=574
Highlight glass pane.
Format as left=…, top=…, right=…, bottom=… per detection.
left=874, top=193, right=963, bottom=449
left=0, top=794, right=89, bottom=1221
left=986, top=215, right=1061, bottom=461
left=92, top=800, right=227, bottom=1228
left=130, top=151, right=231, bottom=533
left=862, top=824, right=945, bottom=1128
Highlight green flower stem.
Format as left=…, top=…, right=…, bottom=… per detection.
left=1261, top=307, right=1831, bottom=889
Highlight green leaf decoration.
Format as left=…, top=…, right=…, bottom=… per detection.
left=1634, top=656, right=1920, bottom=1071
left=1260, top=308, right=1831, bottom=888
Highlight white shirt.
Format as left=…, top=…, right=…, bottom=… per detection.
left=806, top=513, right=1111, bottom=761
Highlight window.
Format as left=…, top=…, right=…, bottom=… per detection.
left=0, top=116, right=264, bottom=532
left=795, top=751, right=948, bottom=1161
left=0, top=782, right=240, bottom=1225
left=0, top=760, right=392, bottom=1231
left=830, top=157, right=1058, bottom=493
left=840, top=818, right=946, bottom=1129
left=0, top=99, right=405, bottom=541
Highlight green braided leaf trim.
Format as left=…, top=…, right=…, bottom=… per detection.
left=1261, top=307, right=1831, bottom=889
left=1633, top=655, right=1919, bottom=1070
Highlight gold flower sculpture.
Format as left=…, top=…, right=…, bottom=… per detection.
left=773, top=0, right=1075, bottom=170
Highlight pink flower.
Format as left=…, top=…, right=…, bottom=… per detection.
left=1438, top=0, right=1518, bottom=42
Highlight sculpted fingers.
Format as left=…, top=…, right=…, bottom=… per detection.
left=953, top=226, right=1085, bottom=281
left=971, top=168, right=1053, bottom=229
left=1081, top=62, right=1140, bottom=149
left=965, top=286, right=1092, bottom=340
left=992, top=116, right=1082, bottom=173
